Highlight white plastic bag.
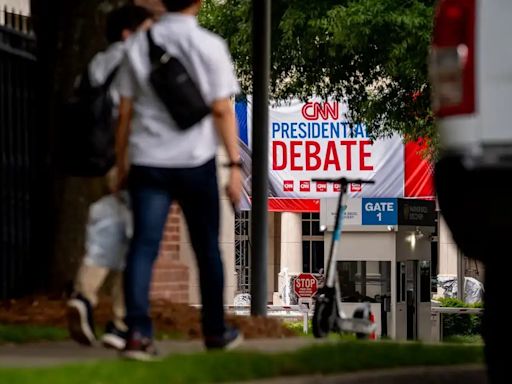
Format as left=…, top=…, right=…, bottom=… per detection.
left=83, top=193, right=132, bottom=271
left=437, top=274, right=484, bottom=304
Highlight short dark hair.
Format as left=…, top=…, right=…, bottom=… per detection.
left=105, top=5, right=153, bottom=44
left=161, top=0, right=198, bottom=12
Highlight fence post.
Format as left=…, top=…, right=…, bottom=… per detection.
left=440, top=312, right=443, bottom=341
left=0, top=15, right=38, bottom=299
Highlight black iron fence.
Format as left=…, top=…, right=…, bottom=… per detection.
left=1, top=10, right=42, bottom=299
left=1, top=7, right=32, bottom=34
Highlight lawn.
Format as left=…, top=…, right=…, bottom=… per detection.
left=0, top=341, right=484, bottom=384
left=0, top=325, right=68, bottom=344
left=0, top=325, right=191, bottom=344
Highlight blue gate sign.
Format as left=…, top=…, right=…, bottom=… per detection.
left=362, top=198, right=398, bottom=225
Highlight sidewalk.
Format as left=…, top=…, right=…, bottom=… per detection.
left=0, top=337, right=328, bottom=368
left=238, top=365, right=487, bottom=384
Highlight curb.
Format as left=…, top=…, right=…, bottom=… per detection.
left=235, top=364, right=487, bottom=384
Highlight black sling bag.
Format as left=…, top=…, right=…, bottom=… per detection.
left=146, top=29, right=211, bottom=130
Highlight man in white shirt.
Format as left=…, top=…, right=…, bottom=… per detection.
left=115, top=0, right=242, bottom=361
left=67, top=4, right=152, bottom=351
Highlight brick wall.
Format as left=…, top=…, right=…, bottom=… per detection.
left=150, top=203, right=190, bottom=303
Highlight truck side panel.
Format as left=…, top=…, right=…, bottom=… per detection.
left=479, top=0, right=512, bottom=144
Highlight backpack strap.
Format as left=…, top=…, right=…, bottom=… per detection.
left=146, top=29, right=167, bottom=64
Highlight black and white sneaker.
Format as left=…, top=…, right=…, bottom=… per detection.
left=205, top=327, right=244, bottom=350
left=121, top=332, right=159, bottom=362
left=67, top=293, right=96, bottom=346
left=101, top=321, right=128, bottom=350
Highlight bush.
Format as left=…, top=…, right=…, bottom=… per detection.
left=438, top=297, right=483, bottom=309
left=283, top=320, right=312, bottom=336
left=438, top=298, right=483, bottom=338
left=444, top=334, right=483, bottom=344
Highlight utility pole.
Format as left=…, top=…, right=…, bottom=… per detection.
left=250, top=0, right=271, bottom=317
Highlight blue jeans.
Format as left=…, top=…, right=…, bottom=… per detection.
left=124, top=159, right=225, bottom=338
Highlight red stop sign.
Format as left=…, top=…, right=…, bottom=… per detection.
left=293, top=273, right=318, bottom=298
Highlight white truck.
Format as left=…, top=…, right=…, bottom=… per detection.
left=430, top=0, right=512, bottom=164
left=429, top=1, right=511, bottom=383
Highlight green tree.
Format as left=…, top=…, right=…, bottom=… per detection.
left=201, top=0, right=436, bottom=153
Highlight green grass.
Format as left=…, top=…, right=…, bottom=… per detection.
left=282, top=319, right=312, bottom=336
left=0, top=341, right=484, bottom=384
left=0, top=325, right=68, bottom=344
left=156, top=331, right=188, bottom=341
left=0, top=325, right=189, bottom=345
left=283, top=320, right=357, bottom=340
left=444, top=334, right=484, bottom=344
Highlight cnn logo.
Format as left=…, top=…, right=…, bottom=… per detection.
left=283, top=180, right=294, bottom=192
left=301, top=101, right=339, bottom=120
left=350, top=183, right=362, bottom=192
left=300, top=181, right=310, bottom=192
left=316, top=182, right=327, bottom=192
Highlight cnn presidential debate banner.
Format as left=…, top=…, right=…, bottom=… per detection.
left=235, top=99, right=434, bottom=212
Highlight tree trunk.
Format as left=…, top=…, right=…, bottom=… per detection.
left=30, top=0, right=127, bottom=292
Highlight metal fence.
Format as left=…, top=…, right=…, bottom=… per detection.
left=235, top=211, right=251, bottom=294
left=0, top=10, right=41, bottom=299
left=1, top=7, right=32, bottom=34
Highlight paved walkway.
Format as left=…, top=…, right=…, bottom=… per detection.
left=0, top=337, right=329, bottom=368
left=238, top=365, right=487, bottom=384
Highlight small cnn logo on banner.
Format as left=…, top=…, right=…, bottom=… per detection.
left=300, top=181, right=310, bottom=192
left=333, top=183, right=341, bottom=193
left=316, top=182, right=328, bottom=192
left=283, top=180, right=294, bottom=192
left=350, top=183, right=362, bottom=192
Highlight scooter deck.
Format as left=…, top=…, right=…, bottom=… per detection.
left=337, top=317, right=377, bottom=334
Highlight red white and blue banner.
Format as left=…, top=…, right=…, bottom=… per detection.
left=236, top=99, right=434, bottom=212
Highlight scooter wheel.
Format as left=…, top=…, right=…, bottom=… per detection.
left=312, top=297, right=334, bottom=338
left=353, top=308, right=369, bottom=340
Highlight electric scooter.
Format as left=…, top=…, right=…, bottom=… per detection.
left=312, top=177, right=377, bottom=339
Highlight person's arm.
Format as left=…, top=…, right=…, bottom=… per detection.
left=208, top=39, right=242, bottom=207
left=114, top=96, right=133, bottom=192
left=212, top=98, right=241, bottom=206
left=112, top=52, right=137, bottom=192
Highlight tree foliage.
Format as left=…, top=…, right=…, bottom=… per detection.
left=200, top=0, right=436, bottom=150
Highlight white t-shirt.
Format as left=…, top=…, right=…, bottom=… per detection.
left=117, top=13, right=240, bottom=168
left=88, top=41, right=126, bottom=110
left=88, top=41, right=125, bottom=87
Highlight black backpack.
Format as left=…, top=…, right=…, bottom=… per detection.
left=59, top=65, right=119, bottom=177
left=146, top=29, right=211, bottom=130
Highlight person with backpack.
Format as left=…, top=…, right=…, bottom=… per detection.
left=114, top=0, right=242, bottom=361
left=66, top=5, right=153, bottom=350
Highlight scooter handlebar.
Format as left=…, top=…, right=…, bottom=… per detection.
left=311, top=177, right=375, bottom=185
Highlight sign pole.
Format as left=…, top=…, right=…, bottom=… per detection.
left=298, top=298, right=312, bottom=334
left=250, top=0, right=271, bottom=317
left=295, top=273, right=318, bottom=335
